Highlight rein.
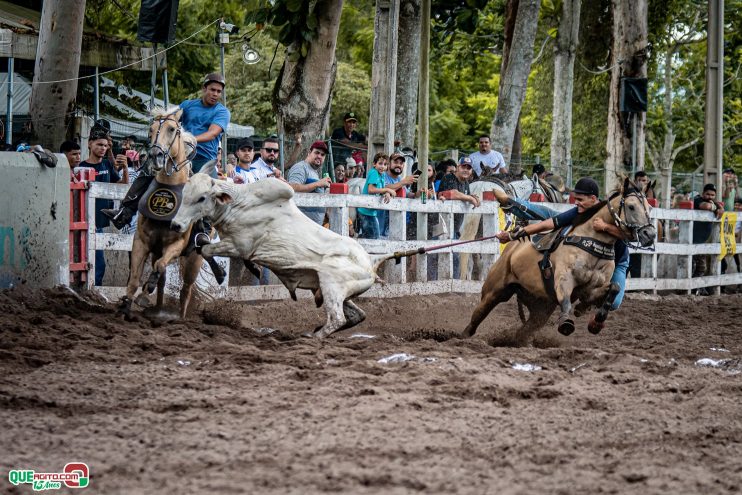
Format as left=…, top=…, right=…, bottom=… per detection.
left=149, top=116, right=191, bottom=177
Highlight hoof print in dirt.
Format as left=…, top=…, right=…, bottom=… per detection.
left=404, top=328, right=458, bottom=342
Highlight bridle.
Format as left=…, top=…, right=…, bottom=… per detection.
left=606, top=187, right=654, bottom=249
left=148, top=116, right=190, bottom=176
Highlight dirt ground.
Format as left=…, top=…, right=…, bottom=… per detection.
left=1, top=287, right=741, bottom=494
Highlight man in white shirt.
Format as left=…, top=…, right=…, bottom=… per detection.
left=252, top=137, right=282, bottom=179
left=468, top=134, right=507, bottom=176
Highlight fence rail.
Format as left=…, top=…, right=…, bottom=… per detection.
left=85, top=181, right=742, bottom=301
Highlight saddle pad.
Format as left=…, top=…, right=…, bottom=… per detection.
left=137, top=180, right=185, bottom=221
left=564, top=236, right=615, bottom=260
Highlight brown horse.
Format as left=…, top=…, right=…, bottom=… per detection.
left=463, top=178, right=655, bottom=343
left=119, top=107, right=212, bottom=320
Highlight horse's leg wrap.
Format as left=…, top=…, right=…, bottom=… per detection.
left=588, top=283, right=620, bottom=334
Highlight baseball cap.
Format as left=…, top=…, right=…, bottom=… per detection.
left=458, top=156, right=473, bottom=167
left=573, top=177, right=600, bottom=196
left=390, top=152, right=405, bottom=162
left=343, top=112, right=358, bottom=122
left=310, top=140, right=328, bottom=153
left=203, top=72, right=226, bottom=87
left=723, top=167, right=735, bottom=174
left=235, top=138, right=254, bottom=150
left=345, top=157, right=358, bottom=168
left=703, top=183, right=716, bottom=192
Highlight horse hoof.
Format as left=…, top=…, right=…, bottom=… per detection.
left=588, top=317, right=605, bottom=335
left=462, top=326, right=475, bottom=338
left=557, top=318, right=575, bottom=336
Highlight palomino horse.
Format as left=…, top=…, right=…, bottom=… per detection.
left=459, top=173, right=566, bottom=279
left=463, top=178, right=655, bottom=343
left=119, top=107, right=217, bottom=320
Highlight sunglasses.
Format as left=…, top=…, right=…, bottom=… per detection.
left=263, top=148, right=279, bottom=153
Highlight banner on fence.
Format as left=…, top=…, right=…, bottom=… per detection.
left=718, top=212, right=737, bottom=260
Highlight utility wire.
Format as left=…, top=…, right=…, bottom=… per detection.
left=33, top=18, right=220, bottom=85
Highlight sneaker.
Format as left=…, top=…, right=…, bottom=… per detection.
left=102, top=208, right=133, bottom=230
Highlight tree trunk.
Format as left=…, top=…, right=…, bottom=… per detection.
left=490, top=0, right=541, bottom=173
left=394, top=0, right=421, bottom=149
left=30, top=0, right=86, bottom=150
left=604, top=0, right=647, bottom=193
left=550, top=0, right=581, bottom=179
left=274, top=0, right=344, bottom=167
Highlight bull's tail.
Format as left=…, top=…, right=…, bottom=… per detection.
left=370, top=253, right=404, bottom=275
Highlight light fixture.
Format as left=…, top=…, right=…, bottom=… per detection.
left=242, top=42, right=261, bottom=65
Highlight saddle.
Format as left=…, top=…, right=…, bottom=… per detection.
left=531, top=228, right=616, bottom=301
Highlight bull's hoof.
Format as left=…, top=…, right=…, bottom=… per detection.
left=461, top=325, right=476, bottom=338
left=557, top=318, right=575, bottom=336
left=587, top=316, right=605, bottom=335
left=144, top=271, right=160, bottom=294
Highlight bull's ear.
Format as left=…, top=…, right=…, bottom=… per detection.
left=199, top=159, right=218, bottom=177
left=212, top=181, right=234, bottom=205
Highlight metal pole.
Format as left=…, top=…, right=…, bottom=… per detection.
left=220, top=42, right=227, bottom=170
left=327, top=138, right=335, bottom=181
left=163, top=48, right=169, bottom=108
left=149, top=43, right=157, bottom=111
left=5, top=57, right=13, bottom=145
left=93, top=66, right=100, bottom=122
left=417, top=0, right=430, bottom=203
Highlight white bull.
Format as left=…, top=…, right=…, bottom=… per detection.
left=171, top=170, right=392, bottom=338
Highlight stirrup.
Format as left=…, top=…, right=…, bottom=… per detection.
left=194, top=232, right=212, bottom=248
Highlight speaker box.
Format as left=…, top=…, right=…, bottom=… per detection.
left=137, top=0, right=180, bottom=44
left=620, top=77, right=648, bottom=113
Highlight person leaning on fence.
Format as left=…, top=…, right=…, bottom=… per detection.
left=357, top=152, right=395, bottom=239
left=378, top=152, right=418, bottom=237
left=437, top=156, right=480, bottom=237
left=494, top=177, right=631, bottom=312
left=692, top=183, right=724, bottom=294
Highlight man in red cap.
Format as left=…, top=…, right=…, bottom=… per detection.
left=287, top=140, right=332, bottom=224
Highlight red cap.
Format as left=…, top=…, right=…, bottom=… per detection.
left=310, top=140, right=328, bottom=153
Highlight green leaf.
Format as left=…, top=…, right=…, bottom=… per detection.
left=548, top=27, right=558, bottom=39
left=305, top=13, right=317, bottom=30
left=301, top=40, right=309, bottom=58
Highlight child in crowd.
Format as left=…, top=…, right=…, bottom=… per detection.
left=357, top=152, right=395, bottom=239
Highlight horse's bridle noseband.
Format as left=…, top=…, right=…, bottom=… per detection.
left=148, top=116, right=191, bottom=176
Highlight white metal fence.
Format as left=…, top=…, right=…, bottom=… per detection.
left=86, top=181, right=742, bottom=301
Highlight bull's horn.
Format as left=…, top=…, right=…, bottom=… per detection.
left=199, top=159, right=218, bottom=177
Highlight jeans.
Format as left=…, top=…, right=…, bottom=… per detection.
left=95, top=227, right=106, bottom=286
left=192, top=158, right=218, bottom=178
left=610, top=242, right=630, bottom=310
left=510, top=198, right=558, bottom=221
left=378, top=210, right=389, bottom=237
left=359, top=214, right=380, bottom=239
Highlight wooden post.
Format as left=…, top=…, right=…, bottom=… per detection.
left=367, top=0, right=400, bottom=165
left=416, top=0, right=430, bottom=199
left=703, top=0, right=724, bottom=193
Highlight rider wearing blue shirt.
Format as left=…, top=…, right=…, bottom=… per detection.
left=494, top=177, right=630, bottom=311
left=102, top=73, right=231, bottom=230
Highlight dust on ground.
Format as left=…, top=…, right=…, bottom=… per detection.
left=1, top=287, right=741, bottom=494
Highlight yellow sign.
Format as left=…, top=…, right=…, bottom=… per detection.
left=718, top=212, right=737, bottom=260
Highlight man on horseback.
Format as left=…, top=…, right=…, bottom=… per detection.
left=102, top=73, right=231, bottom=238
left=494, top=177, right=630, bottom=312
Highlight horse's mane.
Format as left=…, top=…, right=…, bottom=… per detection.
left=150, top=105, right=182, bottom=120
left=572, top=200, right=608, bottom=227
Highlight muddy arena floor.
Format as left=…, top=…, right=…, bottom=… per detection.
left=0, top=288, right=741, bottom=494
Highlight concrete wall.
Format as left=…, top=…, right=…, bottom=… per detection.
left=0, top=152, right=69, bottom=288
